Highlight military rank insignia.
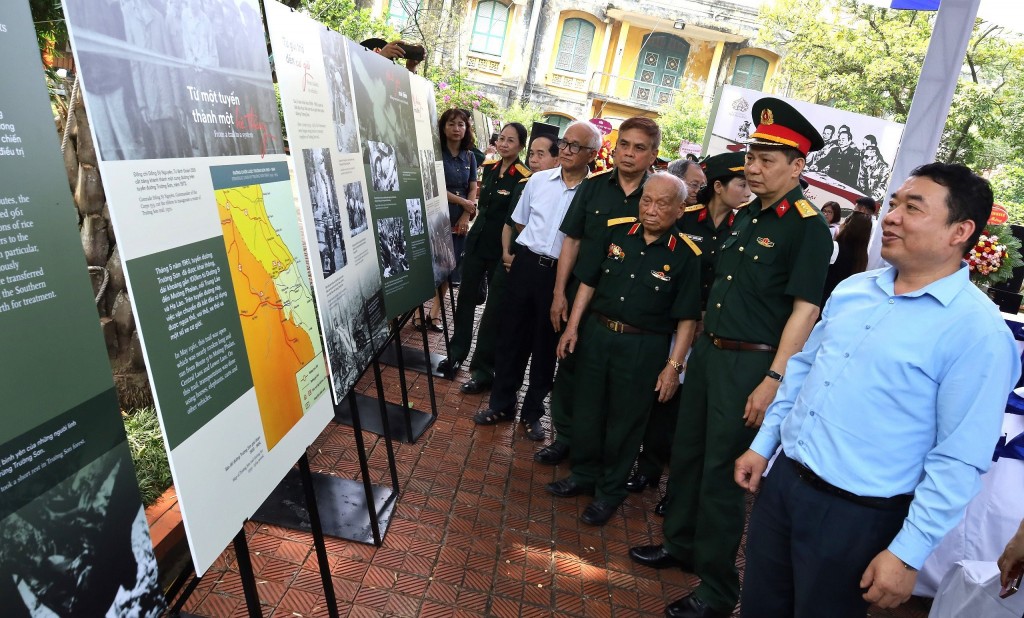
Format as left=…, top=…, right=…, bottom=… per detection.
left=794, top=199, right=817, bottom=218
left=757, top=237, right=775, bottom=248
left=651, top=270, right=671, bottom=281
left=608, top=243, right=625, bottom=261
left=497, top=189, right=510, bottom=196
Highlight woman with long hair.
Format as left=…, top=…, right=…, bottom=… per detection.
left=822, top=211, right=872, bottom=304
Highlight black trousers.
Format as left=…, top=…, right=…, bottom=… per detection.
left=488, top=249, right=559, bottom=423
left=741, top=452, right=910, bottom=618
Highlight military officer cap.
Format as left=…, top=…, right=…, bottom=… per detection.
left=699, top=151, right=746, bottom=183
left=747, top=97, right=824, bottom=156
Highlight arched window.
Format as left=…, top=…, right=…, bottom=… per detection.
left=732, top=55, right=770, bottom=91
left=543, top=114, right=572, bottom=137
left=470, top=1, right=509, bottom=57
left=555, top=18, right=596, bottom=74
left=388, top=0, right=418, bottom=29
left=631, top=33, right=689, bottom=105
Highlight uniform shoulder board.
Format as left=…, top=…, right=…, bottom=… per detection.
left=588, top=168, right=615, bottom=179
left=794, top=199, right=817, bottom=218
left=486, top=160, right=501, bottom=169
left=683, top=204, right=705, bottom=213
left=518, top=177, right=530, bottom=184
left=607, top=216, right=637, bottom=227
left=514, top=163, right=532, bottom=177
left=678, top=232, right=702, bottom=256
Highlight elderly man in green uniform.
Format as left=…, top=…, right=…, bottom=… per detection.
left=629, top=99, right=833, bottom=618
left=437, top=123, right=531, bottom=378
left=626, top=152, right=748, bottom=510
left=534, top=116, right=661, bottom=464
left=547, top=172, right=702, bottom=525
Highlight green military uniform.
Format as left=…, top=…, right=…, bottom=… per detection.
left=446, top=159, right=530, bottom=366
left=633, top=204, right=737, bottom=481
left=464, top=176, right=530, bottom=383
left=549, top=167, right=650, bottom=449
left=654, top=98, right=834, bottom=615
left=568, top=220, right=701, bottom=504
left=661, top=186, right=832, bottom=611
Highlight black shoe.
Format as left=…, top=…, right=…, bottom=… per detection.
left=459, top=378, right=490, bottom=395
left=534, top=441, right=569, bottom=465
left=580, top=500, right=618, bottom=526
left=625, top=472, right=661, bottom=492
left=629, top=545, right=689, bottom=570
left=654, top=494, right=668, bottom=517
left=664, top=594, right=730, bottom=618
left=524, top=420, right=544, bottom=441
left=436, top=357, right=461, bottom=376
left=545, top=476, right=592, bottom=498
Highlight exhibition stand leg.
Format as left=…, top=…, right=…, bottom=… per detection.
left=234, top=528, right=264, bottom=618
left=379, top=306, right=448, bottom=378
left=163, top=527, right=265, bottom=616
left=299, top=454, right=340, bottom=618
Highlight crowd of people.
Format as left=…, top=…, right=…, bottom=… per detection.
left=429, top=98, right=1021, bottom=617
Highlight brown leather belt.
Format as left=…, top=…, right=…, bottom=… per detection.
left=786, top=454, right=913, bottom=511
left=707, top=333, right=777, bottom=352
left=594, top=313, right=654, bottom=335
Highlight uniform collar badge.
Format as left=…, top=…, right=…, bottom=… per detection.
left=774, top=200, right=791, bottom=217
left=757, top=236, right=775, bottom=248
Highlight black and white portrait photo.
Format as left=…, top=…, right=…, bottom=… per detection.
left=63, top=0, right=282, bottom=161
left=407, top=199, right=424, bottom=236
left=376, top=217, right=409, bottom=279
left=320, top=29, right=359, bottom=154
left=419, top=149, right=438, bottom=200
left=303, top=148, right=347, bottom=277
left=343, top=181, right=369, bottom=237
left=367, top=141, right=399, bottom=192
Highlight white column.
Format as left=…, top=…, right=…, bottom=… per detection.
left=866, top=0, right=981, bottom=269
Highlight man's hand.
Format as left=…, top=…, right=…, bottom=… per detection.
left=556, top=328, right=578, bottom=359
left=654, top=365, right=680, bottom=403
left=377, top=41, right=406, bottom=60
left=998, top=518, right=1024, bottom=587
left=859, top=550, right=916, bottom=609
left=734, top=450, right=769, bottom=493
left=744, top=377, right=781, bottom=427
left=502, top=252, right=515, bottom=272
left=550, top=293, right=567, bottom=332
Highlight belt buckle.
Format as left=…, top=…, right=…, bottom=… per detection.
left=609, top=320, right=624, bottom=333
left=712, top=336, right=722, bottom=349
left=538, top=255, right=553, bottom=267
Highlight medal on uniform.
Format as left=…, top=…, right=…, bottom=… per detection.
left=608, top=243, right=625, bottom=261
left=651, top=270, right=670, bottom=281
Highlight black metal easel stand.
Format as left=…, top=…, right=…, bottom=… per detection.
left=164, top=526, right=266, bottom=617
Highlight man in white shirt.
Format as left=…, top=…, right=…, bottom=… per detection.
left=472, top=121, right=600, bottom=441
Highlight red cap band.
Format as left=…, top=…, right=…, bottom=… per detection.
left=751, top=123, right=812, bottom=155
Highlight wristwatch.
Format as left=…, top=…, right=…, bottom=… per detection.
left=765, top=369, right=784, bottom=382
left=667, top=358, right=685, bottom=374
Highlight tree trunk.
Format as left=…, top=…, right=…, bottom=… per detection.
left=63, top=87, right=153, bottom=409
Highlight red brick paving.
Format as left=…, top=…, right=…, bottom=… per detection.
left=173, top=302, right=932, bottom=618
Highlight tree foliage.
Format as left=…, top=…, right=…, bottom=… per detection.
left=758, top=0, right=1024, bottom=170
left=656, top=91, right=710, bottom=159
left=298, top=0, right=399, bottom=45
left=496, top=101, right=546, bottom=131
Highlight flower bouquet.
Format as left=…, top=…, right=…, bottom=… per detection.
left=967, top=223, right=1023, bottom=288
left=592, top=139, right=613, bottom=172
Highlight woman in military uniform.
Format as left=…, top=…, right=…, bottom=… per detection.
left=437, top=123, right=531, bottom=375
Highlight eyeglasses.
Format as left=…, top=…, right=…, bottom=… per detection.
left=685, top=181, right=707, bottom=191
left=556, top=139, right=595, bottom=155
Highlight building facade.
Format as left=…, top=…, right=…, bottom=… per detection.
left=367, top=0, right=780, bottom=133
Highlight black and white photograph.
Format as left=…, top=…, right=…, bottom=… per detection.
left=377, top=217, right=410, bottom=279
left=0, top=446, right=165, bottom=618
left=320, top=28, right=360, bottom=155
left=344, top=181, right=369, bottom=237
left=303, top=148, right=348, bottom=276
left=324, top=275, right=387, bottom=399
left=367, top=141, right=400, bottom=192
left=419, top=149, right=438, bottom=200
left=428, top=206, right=456, bottom=287
left=347, top=40, right=418, bottom=167
left=64, top=0, right=283, bottom=161
left=407, top=198, right=424, bottom=235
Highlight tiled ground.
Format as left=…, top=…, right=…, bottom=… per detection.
left=172, top=300, right=933, bottom=618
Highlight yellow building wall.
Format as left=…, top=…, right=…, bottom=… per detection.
left=683, top=40, right=716, bottom=87
left=544, top=11, right=607, bottom=96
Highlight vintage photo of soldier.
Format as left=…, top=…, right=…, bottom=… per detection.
left=376, top=217, right=409, bottom=279
left=419, top=149, right=438, bottom=200
left=303, top=148, right=347, bottom=277
left=324, top=274, right=388, bottom=399
left=427, top=204, right=456, bottom=287
left=407, top=199, right=424, bottom=236
left=367, top=141, right=400, bottom=192
left=64, top=0, right=282, bottom=161
left=0, top=447, right=165, bottom=618
left=320, top=29, right=359, bottom=155
left=347, top=39, right=417, bottom=167
left=343, top=181, right=369, bottom=237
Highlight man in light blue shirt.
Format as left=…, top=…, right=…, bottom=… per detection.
left=735, top=163, right=1021, bottom=617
